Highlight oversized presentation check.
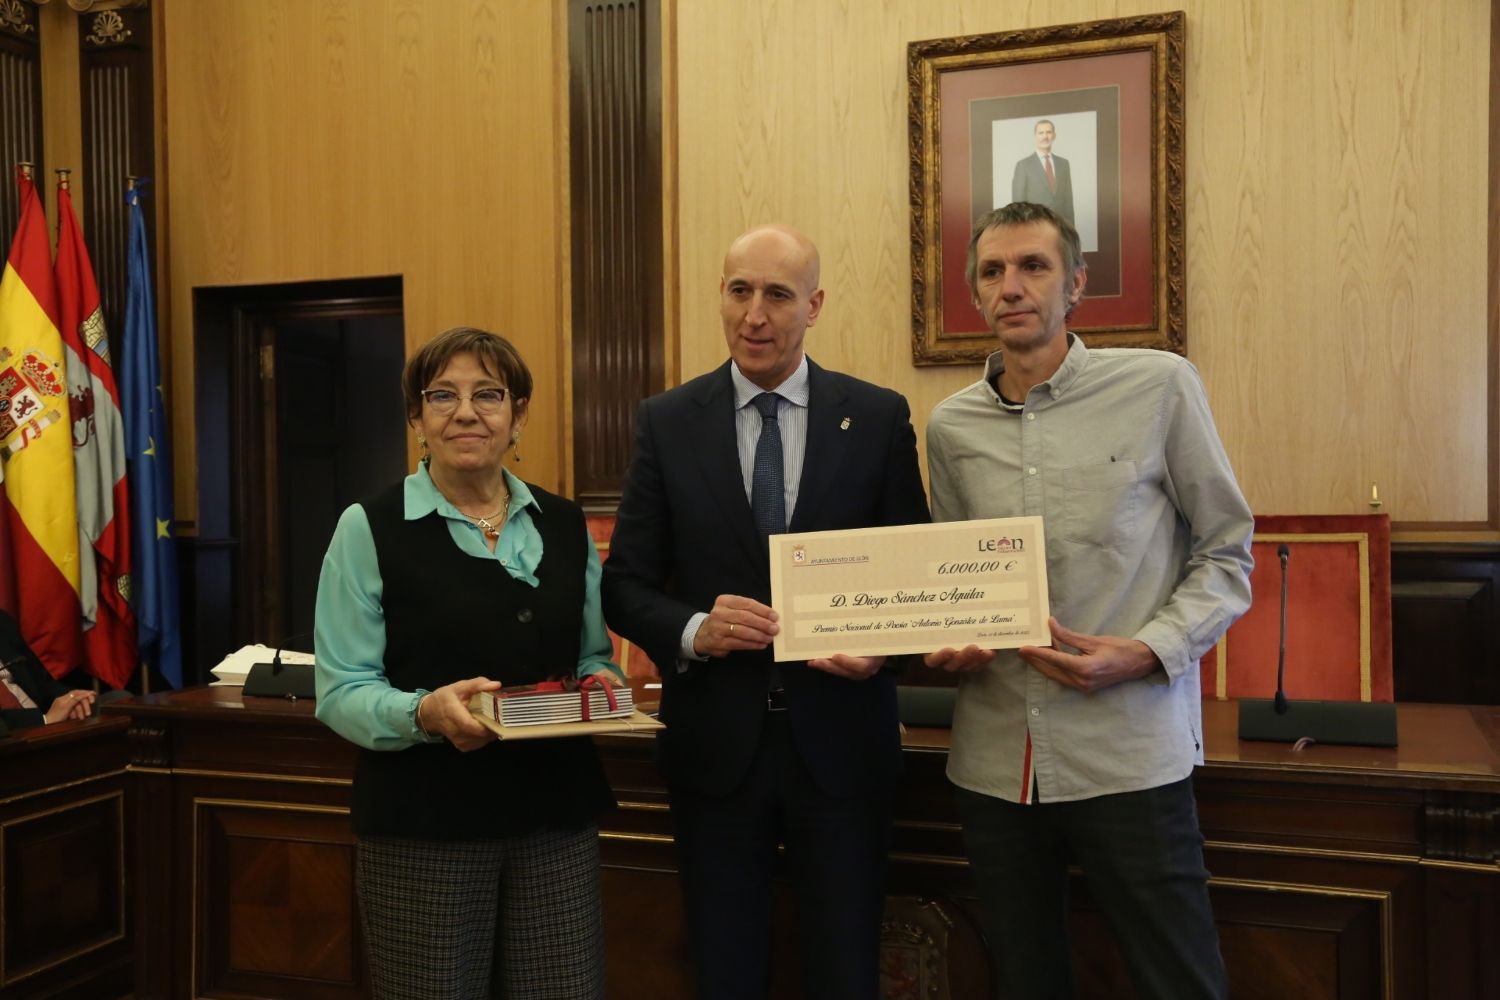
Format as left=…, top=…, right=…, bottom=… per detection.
left=769, top=516, right=1051, bottom=662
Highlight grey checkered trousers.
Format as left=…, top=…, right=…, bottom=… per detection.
left=356, top=825, right=605, bottom=999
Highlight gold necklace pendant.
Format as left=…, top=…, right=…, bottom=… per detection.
left=475, top=516, right=502, bottom=539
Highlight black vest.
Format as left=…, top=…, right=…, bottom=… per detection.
left=348, top=479, right=614, bottom=838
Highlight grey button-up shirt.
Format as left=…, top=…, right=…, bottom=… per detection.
left=927, top=335, right=1253, bottom=803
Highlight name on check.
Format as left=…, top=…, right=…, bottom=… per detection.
left=769, top=517, right=1050, bottom=662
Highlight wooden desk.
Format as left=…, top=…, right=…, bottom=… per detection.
left=0, top=714, right=132, bottom=1000
left=109, top=690, right=1499, bottom=999
left=888, top=701, right=1500, bottom=1000
left=107, top=686, right=359, bottom=1000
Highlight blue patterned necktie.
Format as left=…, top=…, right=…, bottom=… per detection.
left=750, top=393, right=786, bottom=538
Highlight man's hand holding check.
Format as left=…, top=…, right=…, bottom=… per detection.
left=924, top=616, right=1161, bottom=693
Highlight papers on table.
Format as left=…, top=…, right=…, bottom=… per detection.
left=209, top=644, right=316, bottom=686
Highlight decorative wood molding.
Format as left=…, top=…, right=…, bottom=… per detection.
left=78, top=2, right=153, bottom=359
left=83, top=8, right=129, bottom=44
left=31, top=0, right=147, bottom=11
left=126, top=722, right=169, bottom=767
left=1424, top=794, right=1499, bottom=864
left=0, top=0, right=42, bottom=262
left=0, top=0, right=35, bottom=35
left=567, top=0, right=665, bottom=510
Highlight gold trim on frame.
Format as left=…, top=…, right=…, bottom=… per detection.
left=0, top=768, right=126, bottom=807
left=170, top=767, right=353, bottom=786
left=908, top=12, right=1187, bottom=365
left=0, top=792, right=127, bottom=986
left=598, top=831, right=675, bottom=846
left=615, top=800, right=670, bottom=813
left=887, top=851, right=972, bottom=869
left=1418, top=857, right=1500, bottom=875
left=1206, top=837, right=1417, bottom=867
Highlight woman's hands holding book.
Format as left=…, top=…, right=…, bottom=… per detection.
left=417, top=677, right=503, bottom=751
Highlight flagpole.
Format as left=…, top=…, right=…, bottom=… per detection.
left=126, top=173, right=147, bottom=698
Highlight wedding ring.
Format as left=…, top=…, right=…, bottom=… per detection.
left=728, top=623, right=736, bottom=636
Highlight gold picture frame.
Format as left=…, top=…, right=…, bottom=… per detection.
left=908, top=12, right=1186, bottom=365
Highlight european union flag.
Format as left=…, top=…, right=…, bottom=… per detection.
left=120, top=181, right=181, bottom=688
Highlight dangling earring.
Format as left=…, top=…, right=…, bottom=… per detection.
left=416, top=433, right=428, bottom=460
left=511, top=431, right=522, bottom=462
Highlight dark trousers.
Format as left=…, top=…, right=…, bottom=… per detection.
left=670, top=712, right=892, bottom=1000
left=955, top=776, right=1226, bottom=1000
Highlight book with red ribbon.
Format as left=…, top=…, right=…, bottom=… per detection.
left=467, top=675, right=663, bottom=740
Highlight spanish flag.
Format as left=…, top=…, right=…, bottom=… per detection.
left=56, top=176, right=136, bottom=688
left=0, top=166, right=82, bottom=677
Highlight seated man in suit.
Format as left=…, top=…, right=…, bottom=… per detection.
left=0, top=610, right=96, bottom=729
left=603, top=224, right=930, bottom=998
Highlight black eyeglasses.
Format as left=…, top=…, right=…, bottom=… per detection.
left=421, top=387, right=508, bottom=415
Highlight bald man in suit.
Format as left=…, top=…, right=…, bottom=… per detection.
left=603, top=224, right=929, bottom=998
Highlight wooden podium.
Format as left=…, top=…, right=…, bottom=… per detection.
left=0, top=714, right=132, bottom=999
left=104, top=688, right=1500, bottom=999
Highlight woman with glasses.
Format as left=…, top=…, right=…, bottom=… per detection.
left=314, top=326, right=621, bottom=999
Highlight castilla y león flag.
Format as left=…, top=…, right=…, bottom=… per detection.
left=0, top=167, right=82, bottom=677
left=56, top=177, right=136, bottom=688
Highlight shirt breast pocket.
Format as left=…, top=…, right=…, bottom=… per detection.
left=1054, top=459, right=1139, bottom=550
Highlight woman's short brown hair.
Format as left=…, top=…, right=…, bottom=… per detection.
left=402, top=327, right=533, bottom=421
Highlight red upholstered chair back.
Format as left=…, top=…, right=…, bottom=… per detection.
left=1199, top=514, right=1393, bottom=702
left=587, top=514, right=662, bottom=680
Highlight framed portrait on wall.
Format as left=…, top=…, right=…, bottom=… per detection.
left=908, top=12, right=1186, bottom=365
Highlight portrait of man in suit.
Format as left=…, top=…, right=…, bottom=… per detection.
left=1011, top=119, right=1075, bottom=225
left=602, top=223, right=929, bottom=999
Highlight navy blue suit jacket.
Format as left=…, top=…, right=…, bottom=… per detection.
left=602, top=359, right=930, bottom=797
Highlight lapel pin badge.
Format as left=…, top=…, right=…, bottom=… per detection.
left=840, top=417, right=851, bottom=430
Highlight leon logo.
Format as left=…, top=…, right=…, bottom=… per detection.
left=792, top=544, right=807, bottom=564
left=0, top=347, right=66, bottom=460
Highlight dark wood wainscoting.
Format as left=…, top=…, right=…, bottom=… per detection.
left=0, top=716, right=131, bottom=1000
left=108, top=689, right=1500, bottom=1000
left=1392, top=543, right=1500, bottom=704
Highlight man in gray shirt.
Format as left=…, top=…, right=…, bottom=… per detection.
left=925, top=201, right=1253, bottom=999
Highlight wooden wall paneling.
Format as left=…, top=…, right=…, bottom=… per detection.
left=1, top=794, right=126, bottom=988
left=670, top=0, right=1495, bottom=533
left=0, top=717, right=132, bottom=1000
left=1424, top=865, right=1500, bottom=999
left=0, top=0, right=43, bottom=260
left=1490, top=0, right=1500, bottom=535
left=162, top=0, right=566, bottom=523
left=568, top=0, right=664, bottom=509
left=125, top=725, right=174, bottom=1000
left=1390, top=543, right=1500, bottom=704
left=77, top=4, right=155, bottom=360
left=109, top=691, right=1500, bottom=1000
left=193, top=797, right=364, bottom=999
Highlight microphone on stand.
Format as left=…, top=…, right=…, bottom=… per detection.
left=1238, top=543, right=1398, bottom=747
left=1273, top=544, right=1289, bottom=715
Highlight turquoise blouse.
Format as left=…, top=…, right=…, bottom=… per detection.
left=313, top=463, right=622, bottom=751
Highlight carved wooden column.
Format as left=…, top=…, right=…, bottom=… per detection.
left=568, top=1, right=664, bottom=509
left=0, top=0, right=44, bottom=263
